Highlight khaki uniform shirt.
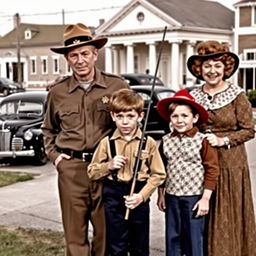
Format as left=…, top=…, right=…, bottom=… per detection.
left=41, top=68, right=129, bottom=162
left=87, top=128, right=166, bottom=200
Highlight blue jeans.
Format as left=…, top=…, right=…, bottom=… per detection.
left=165, top=194, right=205, bottom=256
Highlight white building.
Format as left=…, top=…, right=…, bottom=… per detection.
left=96, top=0, right=234, bottom=90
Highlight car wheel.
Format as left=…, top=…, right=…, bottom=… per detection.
left=3, top=89, right=9, bottom=96
left=33, top=144, right=48, bottom=165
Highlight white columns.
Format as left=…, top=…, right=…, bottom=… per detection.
left=119, top=48, right=126, bottom=74
left=147, top=42, right=156, bottom=75
left=105, top=46, right=112, bottom=73
left=126, top=43, right=134, bottom=73
left=170, top=40, right=181, bottom=91
left=112, top=47, right=119, bottom=75
left=186, top=41, right=196, bottom=86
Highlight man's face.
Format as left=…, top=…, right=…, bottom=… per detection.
left=65, top=45, right=98, bottom=81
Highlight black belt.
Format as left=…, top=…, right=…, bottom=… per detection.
left=57, top=148, right=93, bottom=162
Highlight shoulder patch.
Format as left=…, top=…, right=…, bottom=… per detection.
left=101, top=71, right=124, bottom=80
left=46, top=75, right=70, bottom=90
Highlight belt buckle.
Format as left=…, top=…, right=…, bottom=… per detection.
left=82, top=152, right=90, bottom=162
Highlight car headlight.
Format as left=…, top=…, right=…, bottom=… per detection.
left=24, top=129, right=33, bottom=141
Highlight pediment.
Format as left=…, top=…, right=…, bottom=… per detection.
left=97, top=0, right=181, bottom=35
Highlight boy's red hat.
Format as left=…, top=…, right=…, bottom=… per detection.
left=157, top=89, right=208, bottom=124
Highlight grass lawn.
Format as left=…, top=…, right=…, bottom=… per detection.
left=0, top=171, right=65, bottom=255
left=0, top=226, right=65, bottom=256
left=0, top=171, right=34, bottom=187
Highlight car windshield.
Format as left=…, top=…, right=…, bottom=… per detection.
left=157, top=91, right=175, bottom=100
left=0, top=77, right=13, bottom=84
left=138, top=77, right=163, bottom=85
left=0, top=100, right=44, bottom=117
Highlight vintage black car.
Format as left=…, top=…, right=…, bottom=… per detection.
left=0, top=77, right=25, bottom=96
left=0, top=91, right=48, bottom=165
left=132, top=85, right=176, bottom=135
left=121, top=73, right=165, bottom=86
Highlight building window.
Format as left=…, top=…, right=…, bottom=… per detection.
left=30, top=57, right=37, bottom=74
left=25, top=29, right=32, bottom=40
left=254, top=6, right=256, bottom=25
left=137, top=12, right=145, bottom=22
left=52, top=57, right=59, bottom=74
left=244, top=49, right=256, bottom=61
left=67, top=63, right=71, bottom=73
left=41, top=57, right=48, bottom=74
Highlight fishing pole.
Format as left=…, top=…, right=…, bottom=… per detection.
left=125, top=26, right=167, bottom=220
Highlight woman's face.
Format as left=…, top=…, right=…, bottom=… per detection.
left=201, top=59, right=225, bottom=86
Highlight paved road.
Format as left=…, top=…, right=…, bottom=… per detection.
left=0, top=138, right=255, bottom=255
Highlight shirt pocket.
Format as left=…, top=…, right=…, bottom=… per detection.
left=133, top=150, right=150, bottom=160
left=95, top=100, right=111, bottom=126
left=59, top=105, right=80, bottom=130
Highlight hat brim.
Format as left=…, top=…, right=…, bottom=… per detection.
left=187, top=51, right=239, bottom=81
left=157, top=96, right=208, bottom=124
left=50, top=37, right=108, bottom=54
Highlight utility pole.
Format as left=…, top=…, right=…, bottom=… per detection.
left=14, top=13, right=22, bottom=86
left=62, top=9, right=65, bottom=25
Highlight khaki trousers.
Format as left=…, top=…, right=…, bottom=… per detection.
left=57, top=157, right=105, bottom=256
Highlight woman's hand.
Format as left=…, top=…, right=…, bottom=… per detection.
left=205, top=133, right=226, bottom=147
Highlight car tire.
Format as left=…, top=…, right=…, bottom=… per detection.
left=3, top=89, right=9, bottom=96
left=33, top=143, right=48, bottom=165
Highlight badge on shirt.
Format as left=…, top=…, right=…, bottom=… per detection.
left=102, top=96, right=110, bottom=104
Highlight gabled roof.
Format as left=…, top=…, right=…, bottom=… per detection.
left=0, top=24, right=66, bottom=48
left=234, top=0, right=256, bottom=5
left=147, top=0, right=234, bottom=29
left=0, top=23, right=96, bottom=48
left=97, top=0, right=234, bottom=35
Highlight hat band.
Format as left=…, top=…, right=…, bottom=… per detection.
left=64, top=36, right=93, bottom=46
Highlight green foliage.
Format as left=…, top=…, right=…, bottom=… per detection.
left=246, top=90, right=256, bottom=100
left=0, top=227, right=65, bottom=256
left=0, top=171, right=34, bottom=187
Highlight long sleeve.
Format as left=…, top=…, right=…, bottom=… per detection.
left=201, top=138, right=220, bottom=190
left=87, top=137, right=111, bottom=180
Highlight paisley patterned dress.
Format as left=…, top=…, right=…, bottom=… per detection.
left=191, top=84, right=256, bottom=256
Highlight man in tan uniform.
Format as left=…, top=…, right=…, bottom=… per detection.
left=41, top=23, right=128, bottom=256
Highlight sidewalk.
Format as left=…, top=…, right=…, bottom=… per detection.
left=0, top=162, right=165, bottom=255
left=0, top=136, right=255, bottom=255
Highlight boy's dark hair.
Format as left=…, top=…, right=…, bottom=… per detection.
left=110, top=89, right=144, bottom=114
left=168, top=101, right=198, bottom=117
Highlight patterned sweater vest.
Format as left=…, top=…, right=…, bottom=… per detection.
left=163, top=131, right=205, bottom=196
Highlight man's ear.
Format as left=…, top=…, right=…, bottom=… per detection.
left=193, top=113, right=199, bottom=124
left=94, top=48, right=99, bottom=61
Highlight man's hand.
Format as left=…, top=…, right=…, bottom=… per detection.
left=54, top=153, right=71, bottom=167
